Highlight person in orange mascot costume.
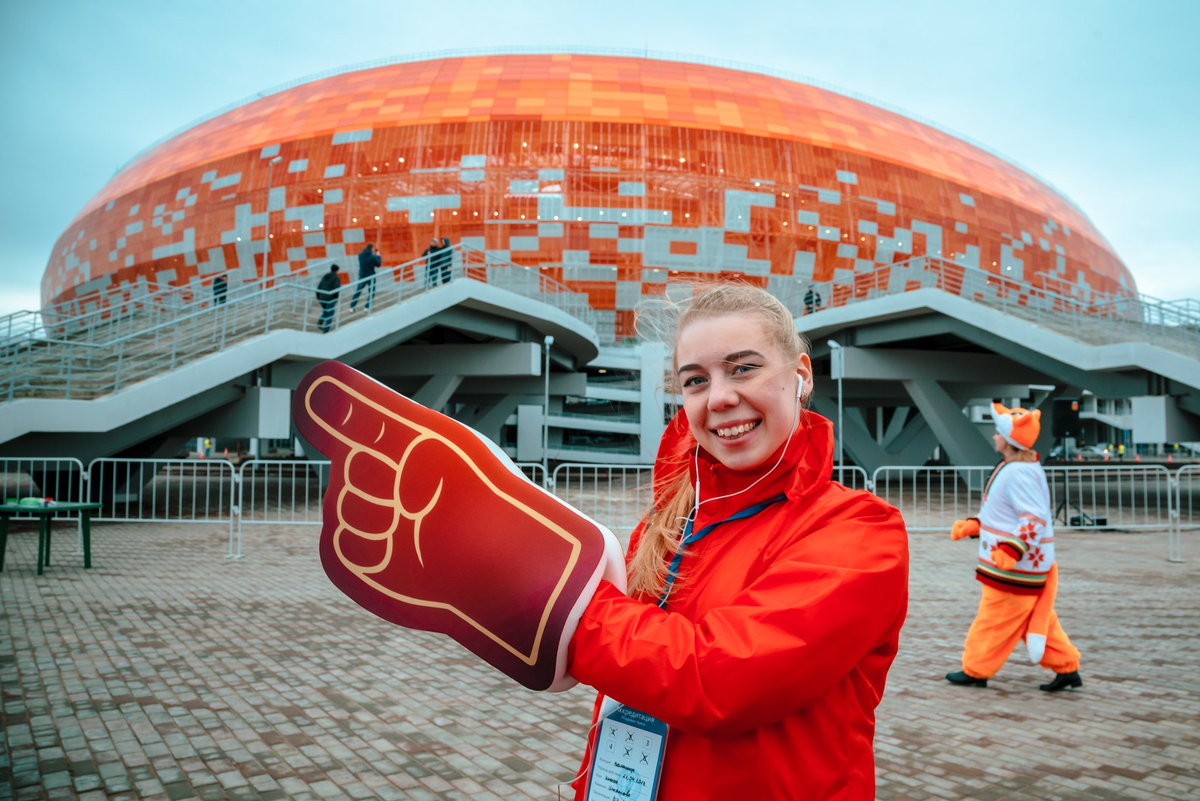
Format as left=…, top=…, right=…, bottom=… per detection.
left=945, top=402, right=1083, bottom=692
left=568, top=283, right=909, bottom=800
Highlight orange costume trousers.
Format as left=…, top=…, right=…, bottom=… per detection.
left=962, top=584, right=1080, bottom=679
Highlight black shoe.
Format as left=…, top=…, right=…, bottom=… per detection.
left=1040, top=671, right=1082, bottom=692
left=945, top=671, right=988, bottom=687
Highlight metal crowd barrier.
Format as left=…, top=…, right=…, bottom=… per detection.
left=87, top=458, right=238, bottom=553
left=833, top=465, right=871, bottom=492
left=870, top=466, right=994, bottom=532
left=4, top=456, right=1188, bottom=564
left=1044, top=465, right=1173, bottom=531
left=514, top=462, right=547, bottom=488
left=233, top=459, right=333, bottom=557
left=551, top=463, right=654, bottom=536
left=871, top=464, right=1187, bottom=561
left=1174, top=465, right=1199, bottom=562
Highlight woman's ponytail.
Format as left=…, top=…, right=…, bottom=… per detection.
left=627, top=466, right=695, bottom=599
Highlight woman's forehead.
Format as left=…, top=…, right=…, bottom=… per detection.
left=676, top=315, right=775, bottom=363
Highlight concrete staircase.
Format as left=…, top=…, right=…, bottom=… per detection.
left=811, top=256, right=1200, bottom=359
left=1, top=246, right=599, bottom=401
left=4, top=249, right=1196, bottom=403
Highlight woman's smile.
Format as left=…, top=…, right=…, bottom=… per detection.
left=713, top=419, right=761, bottom=441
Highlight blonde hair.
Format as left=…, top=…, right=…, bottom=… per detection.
left=626, top=282, right=809, bottom=599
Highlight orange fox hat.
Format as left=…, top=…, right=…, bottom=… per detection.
left=992, top=402, right=1040, bottom=450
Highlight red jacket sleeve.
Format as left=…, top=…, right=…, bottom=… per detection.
left=568, top=502, right=908, bottom=738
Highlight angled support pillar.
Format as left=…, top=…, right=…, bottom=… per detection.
left=461, top=394, right=521, bottom=444
left=810, top=398, right=888, bottom=474
left=810, top=400, right=942, bottom=473
left=881, top=407, right=911, bottom=449
left=885, top=414, right=940, bottom=465
left=902, top=379, right=996, bottom=467
left=413, top=374, right=464, bottom=412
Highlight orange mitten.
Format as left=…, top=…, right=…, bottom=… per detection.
left=989, top=547, right=1017, bottom=571
left=950, top=518, right=980, bottom=541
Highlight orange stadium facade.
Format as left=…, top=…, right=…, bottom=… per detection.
left=43, top=49, right=1134, bottom=337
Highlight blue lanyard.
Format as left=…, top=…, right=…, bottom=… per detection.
left=657, top=493, right=787, bottom=609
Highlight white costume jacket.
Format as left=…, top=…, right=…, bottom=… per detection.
left=975, top=460, right=1055, bottom=594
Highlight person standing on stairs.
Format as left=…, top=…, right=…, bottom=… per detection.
left=350, top=243, right=381, bottom=312
left=315, top=264, right=342, bottom=333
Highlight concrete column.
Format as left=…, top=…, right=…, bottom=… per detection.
left=516, top=404, right=543, bottom=462
left=902, top=379, right=996, bottom=466
left=639, top=342, right=667, bottom=462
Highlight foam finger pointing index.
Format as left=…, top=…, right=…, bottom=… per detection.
left=293, top=362, right=424, bottom=464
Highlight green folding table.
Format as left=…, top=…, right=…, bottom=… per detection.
left=0, top=502, right=102, bottom=575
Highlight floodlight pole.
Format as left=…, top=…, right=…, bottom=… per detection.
left=827, top=340, right=844, bottom=478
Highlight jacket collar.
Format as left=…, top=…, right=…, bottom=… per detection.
left=654, top=408, right=835, bottom=528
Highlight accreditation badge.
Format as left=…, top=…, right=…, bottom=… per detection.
left=586, top=700, right=669, bottom=801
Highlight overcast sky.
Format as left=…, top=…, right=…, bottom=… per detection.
left=1, top=0, right=1197, bottom=315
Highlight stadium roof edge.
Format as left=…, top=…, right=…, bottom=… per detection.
left=114, top=45, right=1091, bottom=224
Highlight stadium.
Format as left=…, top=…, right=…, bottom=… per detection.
left=45, top=51, right=1131, bottom=322
left=4, top=48, right=1197, bottom=472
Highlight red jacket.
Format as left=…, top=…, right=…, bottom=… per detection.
left=569, top=411, right=909, bottom=799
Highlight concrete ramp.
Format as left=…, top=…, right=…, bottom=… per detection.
left=1, top=278, right=600, bottom=461
left=799, top=284, right=1200, bottom=471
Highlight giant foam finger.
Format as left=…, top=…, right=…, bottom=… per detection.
left=292, top=361, right=625, bottom=692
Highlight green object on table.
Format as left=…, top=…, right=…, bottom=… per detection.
left=0, top=502, right=102, bottom=575
left=18, top=497, right=44, bottom=507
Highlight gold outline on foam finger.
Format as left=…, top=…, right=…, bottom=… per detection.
left=304, top=374, right=583, bottom=667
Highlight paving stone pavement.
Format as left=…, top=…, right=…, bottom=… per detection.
left=1, top=520, right=1197, bottom=800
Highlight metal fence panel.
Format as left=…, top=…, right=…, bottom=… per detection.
left=238, top=460, right=331, bottom=525
left=234, top=459, right=332, bottom=558
left=87, top=459, right=236, bottom=556
left=551, top=463, right=653, bottom=535
left=1174, top=465, right=1200, bottom=530
left=873, top=464, right=1177, bottom=535
left=1173, top=465, right=1199, bottom=562
left=515, top=462, right=547, bottom=488
left=1044, top=465, right=1173, bottom=531
left=87, top=458, right=236, bottom=523
left=833, top=466, right=871, bottom=492
left=871, top=466, right=993, bottom=532
left=0, top=457, right=86, bottom=520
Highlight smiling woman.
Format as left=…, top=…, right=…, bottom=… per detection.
left=564, top=282, right=910, bottom=800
